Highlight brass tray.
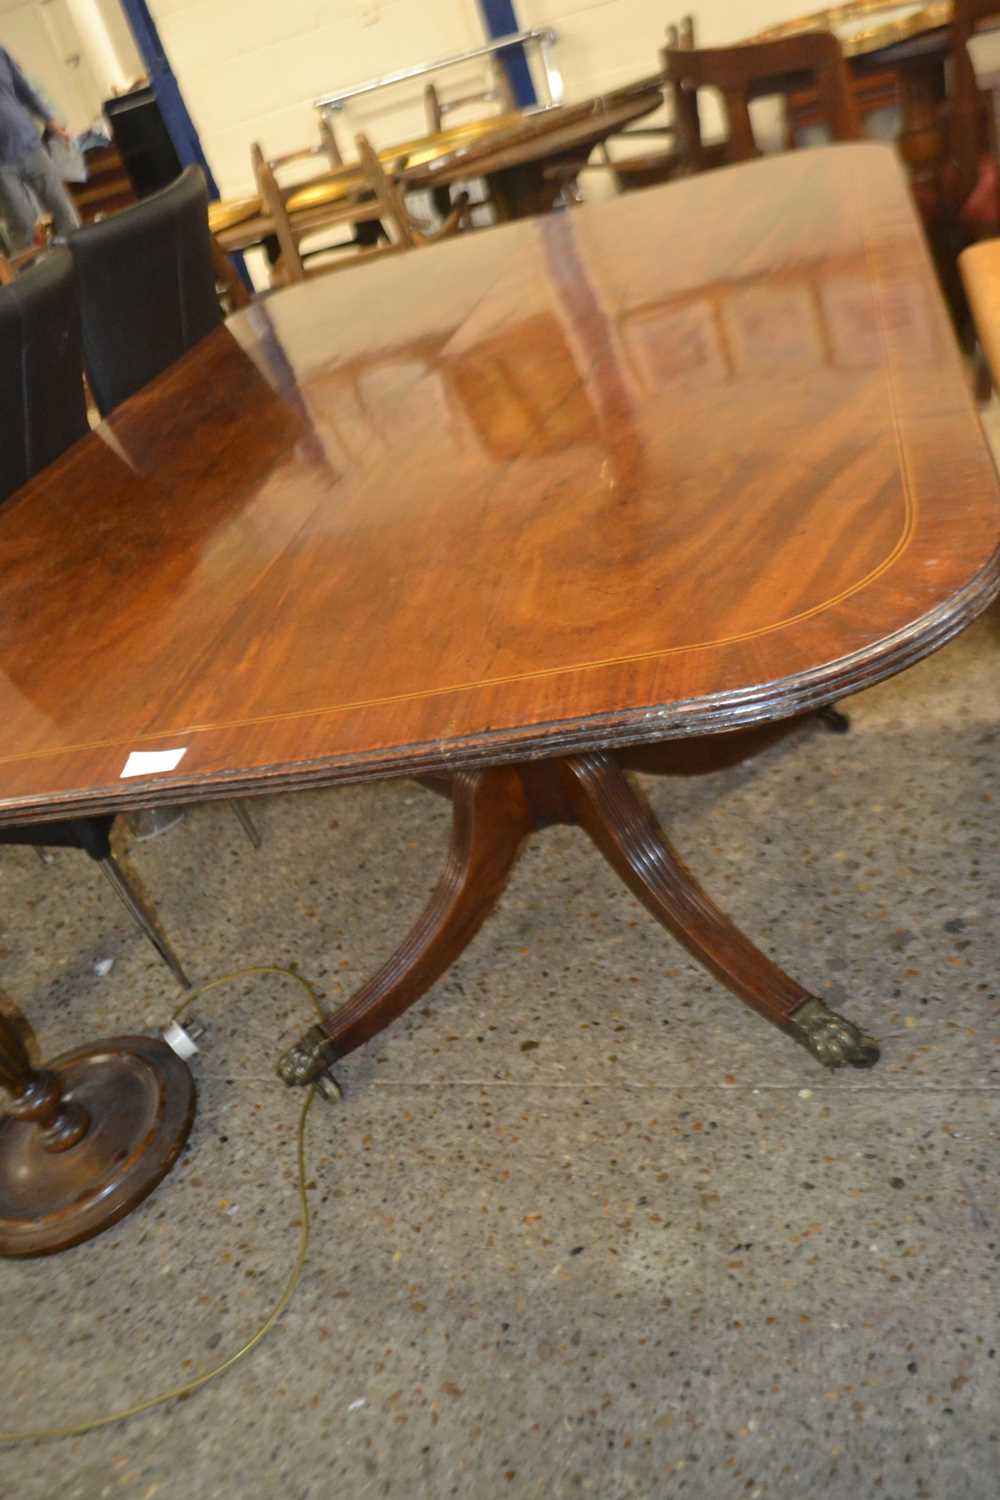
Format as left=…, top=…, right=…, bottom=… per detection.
left=208, top=196, right=261, bottom=232
left=286, top=173, right=366, bottom=213
left=376, top=112, right=526, bottom=170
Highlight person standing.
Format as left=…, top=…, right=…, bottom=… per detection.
left=0, top=47, right=80, bottom=252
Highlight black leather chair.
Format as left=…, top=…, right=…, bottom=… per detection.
left=0, top=247, right=88, bottom=495
left=0, top=249, right=191, bottom=987
left=67, top=164, right=221, bottom=417
left=67, top=164, right=262, bottom=859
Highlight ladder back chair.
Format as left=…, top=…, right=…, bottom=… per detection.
left=546, top=19, right=705, bottom=200
left=252, top=133, right=469, bottom=285
left=664, top=32, right=860, bottom=170
left=423, top=62, right=516, bottom=134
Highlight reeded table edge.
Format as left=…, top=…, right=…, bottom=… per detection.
left=1, top=546, right=996, bottom=829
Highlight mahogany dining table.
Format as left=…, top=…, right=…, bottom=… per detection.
left=1, top=142, right=999, bottom=1256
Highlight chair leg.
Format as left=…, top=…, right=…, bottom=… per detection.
left=817, top=705, right=851, bottom=734
left=231, top=799, right=262, bottom=850
left=98, top=856, right=192, bottom=990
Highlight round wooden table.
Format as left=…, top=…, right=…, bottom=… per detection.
left=400, top=90, right=665, bottom=220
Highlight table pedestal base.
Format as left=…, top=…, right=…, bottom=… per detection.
left=0, top=1031, right=195, bottom=1258
left=279, top=748, right=879, bottom=1089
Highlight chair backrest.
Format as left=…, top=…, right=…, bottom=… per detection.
left=251, top=136, right=387, bottom=284
left=67, top=165, right=221, bottom=417
left=951, top=0, right=1000, bottom=201
left=664, top=32, right=860, bottom=169
left=423, top=63, right=516, bottom=133
left=664, top=15, right=695, bottom=51
left=252, top=131, right=468, bottom=284
left=354, top=135, right=419, bottom=249
left=0, top=247, right=88, bottom=503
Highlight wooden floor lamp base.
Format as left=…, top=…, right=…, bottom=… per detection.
left=0, top=1033, right=195, bottom=1258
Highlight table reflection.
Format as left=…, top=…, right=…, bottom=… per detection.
left=618, top=254, right=940, bottom=389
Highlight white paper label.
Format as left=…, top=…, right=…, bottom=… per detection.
left=120, top=747, right=188, bottom=779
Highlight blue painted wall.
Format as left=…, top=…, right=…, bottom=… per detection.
left=479, top=0, right=538, bottom=108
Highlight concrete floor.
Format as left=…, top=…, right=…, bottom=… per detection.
left=3, top=549, right=1000, bottom=1496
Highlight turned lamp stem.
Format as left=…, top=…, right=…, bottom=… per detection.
left=0, top=1012, right=89, bottom=1152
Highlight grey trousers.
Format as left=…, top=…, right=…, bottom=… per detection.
left=0, top=144, right=80, bottom=252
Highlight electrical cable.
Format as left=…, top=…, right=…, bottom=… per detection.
left=0, top=964, right=327, bottom=1445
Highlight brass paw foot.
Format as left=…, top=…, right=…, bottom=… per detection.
left=277, top=1025, right=337, bottom=1088
left=791, top=997, right=880, bottom=1071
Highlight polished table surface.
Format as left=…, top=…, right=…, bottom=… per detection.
left=4, top=142, right=1000, bottom=1252
left=2, top=143, right=999, bottom=825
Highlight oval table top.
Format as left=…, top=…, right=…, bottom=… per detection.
left=1, top=143, right=998, bottom=822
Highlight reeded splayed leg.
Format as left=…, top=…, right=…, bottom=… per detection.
left=560, top=752, right=879, bottom=1071
left=277, top=764, right=534, bottom=1087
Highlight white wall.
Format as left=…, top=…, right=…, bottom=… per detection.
left=129, top=0, right=823, bottom=198
left=0, top=0, right=105, bottom=130
left=92, top=0, right=143, bottom=89
left=147, top=0, right=490, bottom=197
left=518, top=0, right=834, bottom=99
left=64, top=0, right=142, bottom=96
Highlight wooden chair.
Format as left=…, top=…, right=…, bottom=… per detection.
left=252, top=133, right=469, bottom=285
left=664, top=32, right=860, bottom=170
left=948, top=0, right=1000, bottom=236
left=940, top=1, right=1000, bottom=390
left=423, top=63, right=515, bottom=133
left=210, top=236, right=251, bottom=310
left=545, top=19, right=706, bottom=201
left=423, top=70, right=516, bottom=224
left=606, top=17, right=697, bottom=193
left=251, top=118, right=381, bottom=285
